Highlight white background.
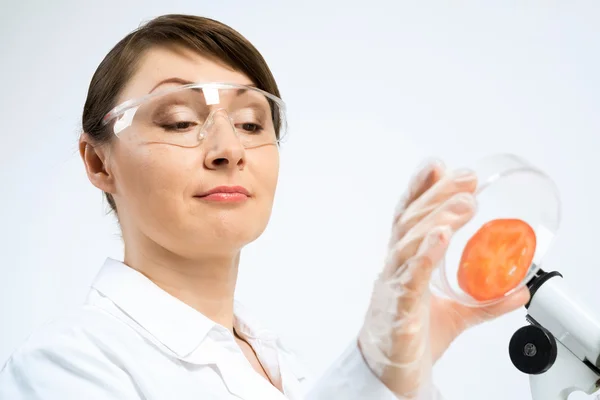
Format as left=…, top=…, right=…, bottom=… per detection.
left=1, top=1, right=599, bottom=399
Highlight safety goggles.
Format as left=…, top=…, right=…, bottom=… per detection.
left=102, top=82, right=287, bottom=148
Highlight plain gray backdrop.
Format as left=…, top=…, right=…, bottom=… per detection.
left=1, top=1, right=599, bottom=399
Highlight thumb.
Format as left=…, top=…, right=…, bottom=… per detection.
left=477, top=286, right=531, bottom=322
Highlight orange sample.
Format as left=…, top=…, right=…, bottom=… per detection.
left=457, top=218, right=536, bottom=301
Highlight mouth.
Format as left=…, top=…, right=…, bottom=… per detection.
left=194, top=186, right=250, bottom=203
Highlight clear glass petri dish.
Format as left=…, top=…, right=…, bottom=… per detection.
left=430, top=153, right=562, bottom=307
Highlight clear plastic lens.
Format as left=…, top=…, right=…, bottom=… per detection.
left=431, top=154, right=561, bottom=307
left=105, top=84, right=286, bottom=147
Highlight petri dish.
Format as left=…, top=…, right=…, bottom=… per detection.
left=430, top=153, right=561, bottom=307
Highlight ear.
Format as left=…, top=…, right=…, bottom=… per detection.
left=79, top=133, right=116, bottom=195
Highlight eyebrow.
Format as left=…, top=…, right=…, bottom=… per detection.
left=149, top=77, right=194, bottom=93
left=149, top=77, right=257, bottom=94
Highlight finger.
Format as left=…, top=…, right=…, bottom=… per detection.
left=386, top=226, right=453, bottom=317
left=393, top=159, right=445, bottom=224
left=388, top=192, right=477, bottom=271
left=396, top=226, right=452, bottom=292
left=403, top=168, right=478, bottom=221
left=392, top=169, right=478, bottom=242
left=474, top=286, right=531, bottom=323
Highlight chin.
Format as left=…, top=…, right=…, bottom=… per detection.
left=181, top=216, right=268, bottom=254
left=180, top=235, right=259, bottom=260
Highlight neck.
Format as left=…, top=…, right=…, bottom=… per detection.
left=122, top=230, right=240, bottom=333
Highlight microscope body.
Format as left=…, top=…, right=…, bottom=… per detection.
left=509, top=270, right=600, bottom=399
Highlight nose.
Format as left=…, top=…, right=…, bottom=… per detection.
left=202, top=110, right=246, bottom=171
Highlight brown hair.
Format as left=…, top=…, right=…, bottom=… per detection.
left=82, top=14, right=281, bottom=212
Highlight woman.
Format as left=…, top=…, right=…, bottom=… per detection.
left=0, top=14, right=529, bottom=399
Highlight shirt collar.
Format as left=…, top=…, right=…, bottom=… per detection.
left=233, top=301, right=278, bottom=342
left=91, top=258, right=307, bottom=386
left=91, top=258, right=222, bottom=358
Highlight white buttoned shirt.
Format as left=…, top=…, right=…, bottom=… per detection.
left=0, top=258, right=400, bottom=399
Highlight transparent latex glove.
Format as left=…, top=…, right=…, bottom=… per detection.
left=358, top=160, right=531, bottom=399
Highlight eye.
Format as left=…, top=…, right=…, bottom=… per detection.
left=161, top=121, right=198, bottom=131
left=238, top=123, right=263, bottom=134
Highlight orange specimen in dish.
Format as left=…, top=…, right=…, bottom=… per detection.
left=457, top=218, right=536, bottom=301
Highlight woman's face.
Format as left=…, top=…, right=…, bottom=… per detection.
left=98, top=46, right=280, bottom=258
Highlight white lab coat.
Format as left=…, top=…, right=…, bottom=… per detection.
left=0, top=258, right=400, bottom=399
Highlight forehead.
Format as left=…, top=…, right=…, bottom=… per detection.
left=118, top=45, right=254, bottom=102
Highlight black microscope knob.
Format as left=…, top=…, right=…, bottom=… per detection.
left=509, top=325, right=557, bottom=375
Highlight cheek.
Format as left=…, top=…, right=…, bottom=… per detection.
left=252, top=147, right=280, bottom=200
left=112, top=145, right=194, bottom=210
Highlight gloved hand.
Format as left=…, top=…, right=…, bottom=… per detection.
left=357, top=160, right=531, bottom=399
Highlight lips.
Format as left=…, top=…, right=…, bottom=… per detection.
left=196, top=186, right=250, bottom=197
left=194, top=186, right=250, bottom=203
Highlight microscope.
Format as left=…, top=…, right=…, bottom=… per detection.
left=509, top=267, right=600, bottom=399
